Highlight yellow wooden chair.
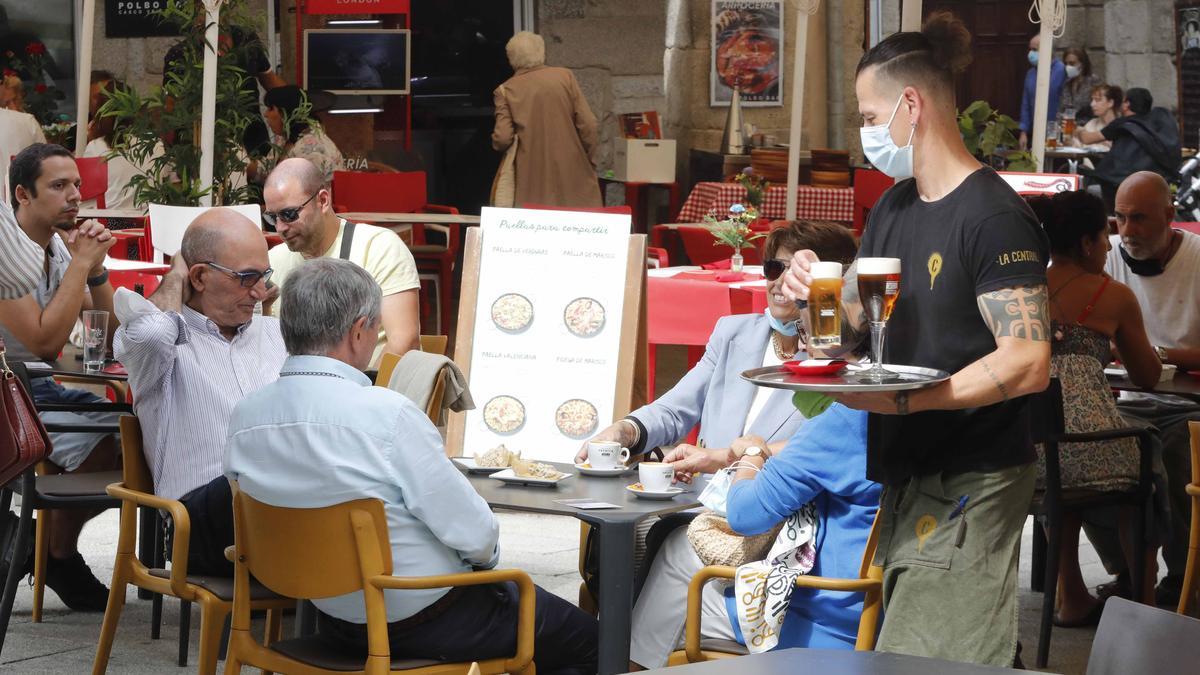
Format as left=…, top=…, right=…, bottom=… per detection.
left=91, top=416, right=293, bottom=675
left=375, top=336, right=450, bottom=424
left=223, top=481, right=536, bottom=675
left=1179, top=421, right=1200, bottom=617
left=666, top=512, right=883, bottom=664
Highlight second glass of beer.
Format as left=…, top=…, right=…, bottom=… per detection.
left=856, top=257, right=902, bottom=382
left=807, top=261, right=843, bottom=348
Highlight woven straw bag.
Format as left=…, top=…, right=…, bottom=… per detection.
left=686, top=510, right=785, bottom=567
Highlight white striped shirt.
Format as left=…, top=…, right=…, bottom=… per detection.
left=0, top=200, right=42, bottom=300
left=113, top=289, right=287, bottom=500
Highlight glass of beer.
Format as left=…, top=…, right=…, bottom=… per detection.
left=855, top=257, right=901, bottom=382
left=1062, top=110, right=1076, bottom=137
left=1045, top=121, right=1059, bottom=149
left=807, top=261, right=843, bottom=348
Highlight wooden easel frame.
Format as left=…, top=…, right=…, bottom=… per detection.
left=446, top=227, right=647, bottom=457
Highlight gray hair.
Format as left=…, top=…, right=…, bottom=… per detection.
left=506, top=31, right=545, bottom=70
left=279, top=258, right=382, bottom=356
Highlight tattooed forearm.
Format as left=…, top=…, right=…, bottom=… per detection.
left=982, top=359, right=1010, bottom=402
left=976, top=284, right=1050, bottom=342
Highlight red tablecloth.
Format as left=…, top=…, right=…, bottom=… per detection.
left=678, top=181, right=855, bottom=223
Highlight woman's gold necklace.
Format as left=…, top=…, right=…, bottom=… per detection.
left=772, top=331, right=796, bottom=360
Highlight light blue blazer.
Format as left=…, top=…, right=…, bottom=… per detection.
left=630, top=313, right=804, bottom=452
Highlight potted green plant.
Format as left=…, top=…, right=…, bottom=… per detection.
left=96, top=0, right=307, bottom=206
left=958, top=100, right=1037, bottom=172
left=703, top=203, right=764, bottom=272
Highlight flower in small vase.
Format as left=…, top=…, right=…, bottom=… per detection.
left=703, top=202, right=764, bottom=251
left=735, top=165, right=768, bottom=209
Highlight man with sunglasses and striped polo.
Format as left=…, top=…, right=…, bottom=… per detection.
left=263, top=158, right=421, bottom=366
left=114, top=208, right=286, bottom=577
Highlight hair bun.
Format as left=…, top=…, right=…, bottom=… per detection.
left=921, top=11, right=973, bottom=74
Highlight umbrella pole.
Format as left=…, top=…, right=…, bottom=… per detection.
left=198, top=1, right=223, bottom=206
left=74, top=0, right=96, bottom=157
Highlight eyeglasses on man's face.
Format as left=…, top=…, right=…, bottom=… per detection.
left=263, top=191, right=319, bottom=226
left=203, top=261, right=274, bottom=288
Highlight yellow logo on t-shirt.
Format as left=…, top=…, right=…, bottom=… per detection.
left=927, top=252, right=943, bottom=290
left=916, top=514, right=937, bottom=552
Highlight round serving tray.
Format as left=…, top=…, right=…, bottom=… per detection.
left=741, top=364, right=951, bottom=393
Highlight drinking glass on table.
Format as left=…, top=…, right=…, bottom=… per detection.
left=82, top=310, right=109, bottom=371
left=855, top=258, right=901, bottom=382
left=1046, top=121, right=1060, bottom=149
left=806, top=261, right=843, bottom=348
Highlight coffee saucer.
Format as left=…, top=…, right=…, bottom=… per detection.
left=575, top=462, right=635, bottom=477
left=627, top=483, right=685, bottom=500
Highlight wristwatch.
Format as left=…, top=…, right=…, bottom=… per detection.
left=737, top=445, right=768, bottom=460
left=1155, top=345, right=1169, bottom=363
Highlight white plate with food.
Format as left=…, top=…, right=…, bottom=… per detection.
left=491, top=468, right=573, bottom=487
left=451, top=457, right=506, bottom=475
left=626, top=483, right=686, bottom=500
left=574, top=462, right=635, bottom=477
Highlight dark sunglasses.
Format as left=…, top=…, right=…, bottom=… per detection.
left=763, top=258, right=790, bottom=281
left=262, top=191, right=319, bottom=226
left=203, top=261, right=274, bottom=288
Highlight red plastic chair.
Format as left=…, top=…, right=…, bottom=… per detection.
left=675, top=226, right=763, bottom=266
left=1172, top=222, right=1200, bottom=236
left=519, top=203, right=632, bottom=216
left=76, top=156, right=108, bottom=209
left=852, top=168, right=893, bottom=237
left=331, top=170, right=460, bottom=335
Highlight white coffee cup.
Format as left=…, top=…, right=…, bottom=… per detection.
left=639, top=462, right=674, bottom=492
left=587, top=441, right=630, bottom=470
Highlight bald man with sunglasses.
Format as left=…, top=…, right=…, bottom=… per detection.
left=264, top=158, right=421, bottom=366
left=113, top=209, right=286, bottom=576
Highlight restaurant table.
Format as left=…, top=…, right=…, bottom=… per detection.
left=1044, top=146, right=1107, bottom=174
left=677, top=181, right=854, bottom=223
left=463, top=461, right=707, bottom=675
left=336, top=211, right=481, bottom=226
left=634, top=647, right=1052, bottom=675
left=78, top=207, right=148, bottom=220
left=1106, top=371, right=1200, bottom=402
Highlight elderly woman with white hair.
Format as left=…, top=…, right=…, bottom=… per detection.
left=492, top=31, right=602, bottom=208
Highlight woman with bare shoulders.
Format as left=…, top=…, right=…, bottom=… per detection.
left=1029, top=189, right=1161, bottom=626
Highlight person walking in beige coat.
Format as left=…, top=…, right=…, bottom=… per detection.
left=492, top=31, right=602, bottom=208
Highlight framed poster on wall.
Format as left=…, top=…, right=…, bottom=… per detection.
left=710, top=0, right=784, bottom=107
left=104, top=0, right=178, bottom=38
left=448, top=208, right=645, bottom=464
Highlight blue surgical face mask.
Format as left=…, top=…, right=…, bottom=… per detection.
left=1028, top=50, right=1039, bottom=66
left=764, top=308, right=798, bottom=337
left=859, top=93, right=916, bottom=179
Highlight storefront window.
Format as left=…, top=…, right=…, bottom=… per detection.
left=0, top=0, right=77, bottom=135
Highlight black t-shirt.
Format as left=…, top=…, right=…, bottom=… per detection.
left=858, top=167, right=1049, bottom=485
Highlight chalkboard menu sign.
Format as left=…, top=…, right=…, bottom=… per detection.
left=1178, top=5, right=1200, bottom=148
left=105, top=0, right=179, bottom=39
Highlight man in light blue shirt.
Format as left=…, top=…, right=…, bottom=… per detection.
left=224, top=258, right=597, bottom=673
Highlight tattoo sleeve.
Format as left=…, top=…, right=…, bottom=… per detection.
left=976, top=284, right=1050, bottom=342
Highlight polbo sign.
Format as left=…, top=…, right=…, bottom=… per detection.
left=105, top=0, right=179, bottom=38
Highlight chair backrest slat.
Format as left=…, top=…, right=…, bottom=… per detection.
left=117, top=415, right=154, bottom=493
left=231, top=483, right=392, bottom=600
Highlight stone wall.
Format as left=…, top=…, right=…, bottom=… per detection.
left=1052, top=0, right=1178, bottom=114
left=663, top=0, right=834, bottom=173
left=538, top=0, right=669, bottom=173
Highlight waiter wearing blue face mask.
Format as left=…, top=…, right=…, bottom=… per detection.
left=781, top=13, right=1052, bottom=667
left=1018, top=32, right=1067, bottom=151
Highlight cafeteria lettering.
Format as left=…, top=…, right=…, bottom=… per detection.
left=482, top=351, right=536, bottom=360
left=497, top=218, right=610, bottom=236
left=996, top=249, right=1041, bottom=266
left=563, top=250, right=617, bottom=259
left=490, top=246, right=548, bottom=256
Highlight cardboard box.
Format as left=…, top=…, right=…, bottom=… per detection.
left=613, top=139, right=676, bottom=183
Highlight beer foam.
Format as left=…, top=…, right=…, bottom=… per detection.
left=810, top=261, right=843, bottom=279
left=856, top=257, right=901, bottom=275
